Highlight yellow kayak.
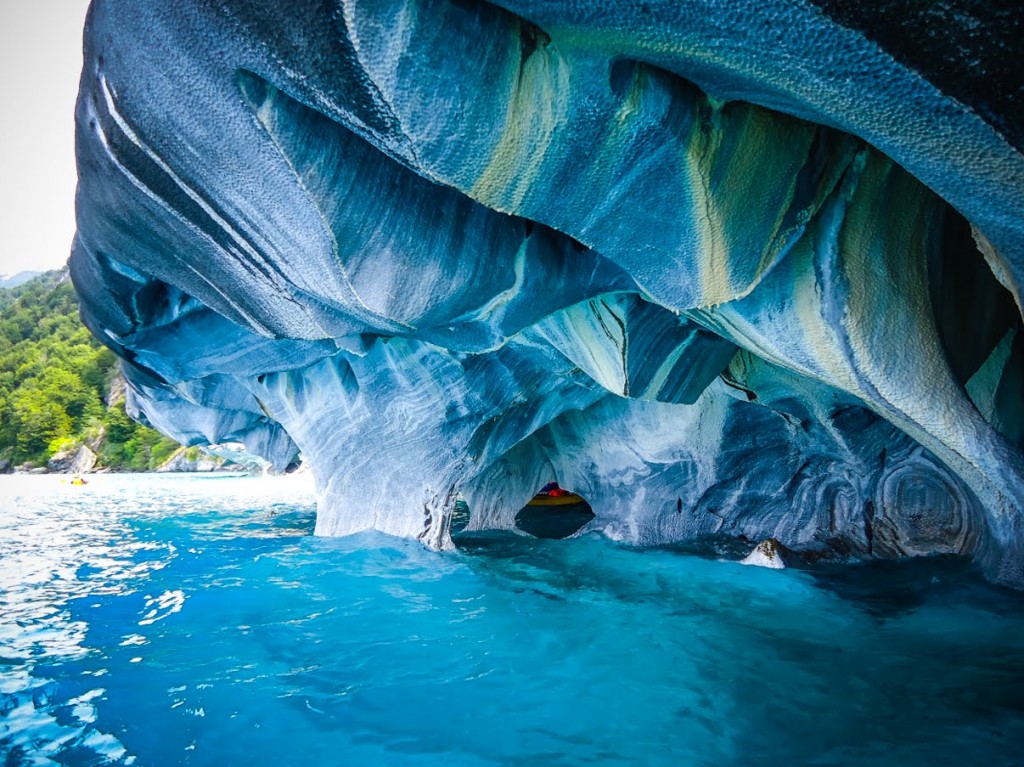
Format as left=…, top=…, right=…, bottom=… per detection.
left=526, top=493, right=586, bottom=507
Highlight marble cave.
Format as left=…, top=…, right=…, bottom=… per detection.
left=70, top=0, right=1024, bottom=585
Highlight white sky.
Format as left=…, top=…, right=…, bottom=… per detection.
left=0, top=0, right=91, bottom=275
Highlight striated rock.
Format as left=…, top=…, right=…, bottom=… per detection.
left=155, top=446, right=227, bottom=473
left=103, top=371, right=127, bottom=407
left=47, top=445, right=97, bottom=475
left=201, top=442, right=277, bottom=475
left=741, top=539, right=786, bottom=570
left=71, top=1, right=1024, bottom=584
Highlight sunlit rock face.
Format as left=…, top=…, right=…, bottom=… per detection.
left=72, top=0, right=1024, bottom=582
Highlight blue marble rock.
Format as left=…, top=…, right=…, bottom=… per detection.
left=72, top=0, right=1024, bottom=583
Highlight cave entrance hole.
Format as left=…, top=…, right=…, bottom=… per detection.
left=514, top=481, right=595, bottom=540
left=451, top=495, right=471, bottom=536
left=928, top=203, right=1024, bottom=446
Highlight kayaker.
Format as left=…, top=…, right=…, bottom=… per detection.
left=539, top=481, right=568, bottom=497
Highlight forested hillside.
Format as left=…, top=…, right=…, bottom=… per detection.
left=0, top=269, right=180, bottom=470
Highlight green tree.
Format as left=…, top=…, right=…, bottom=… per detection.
left=12, top=388, right=73, bottom=460
left=0, top=269, right=182, bottom=469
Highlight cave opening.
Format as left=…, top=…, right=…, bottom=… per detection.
left=928, top=203, right=1024, bottom=446
left=514, top=481, right=595, bottom=540
left=451, top=495, right=472, bottom=535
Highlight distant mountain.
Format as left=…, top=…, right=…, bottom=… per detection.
left=0, top=270, right=43, bottom=289
left=0, top=269, right=66, bottom=311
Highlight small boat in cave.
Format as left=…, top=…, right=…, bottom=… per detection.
left=526, top=481, right=586, bottom=507
left=525, top=491, right=587, bottom=507
left=516, top=482, right=594, bottom=539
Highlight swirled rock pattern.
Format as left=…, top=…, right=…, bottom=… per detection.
left=72, top=0, right=1024, bottom=582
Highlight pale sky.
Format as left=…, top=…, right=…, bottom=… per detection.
left=0, top=0, right=91, bottom=275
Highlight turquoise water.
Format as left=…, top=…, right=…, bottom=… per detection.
left=2, top=474, right=1023, bottom=766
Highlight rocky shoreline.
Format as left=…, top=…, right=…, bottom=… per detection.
left=0, top=444, right=253, bottom=476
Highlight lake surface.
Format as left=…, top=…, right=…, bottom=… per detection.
left=2, top=473, right=1023, bottom=766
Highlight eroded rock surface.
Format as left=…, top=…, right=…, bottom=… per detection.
left=72, top=0, right=1024, bottom=582
left=47, top=445, right=97, bottom=475
left=741, top=540, right=786, bottom=570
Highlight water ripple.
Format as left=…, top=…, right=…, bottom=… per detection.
left=1, top=473, right=1024, bottom=766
